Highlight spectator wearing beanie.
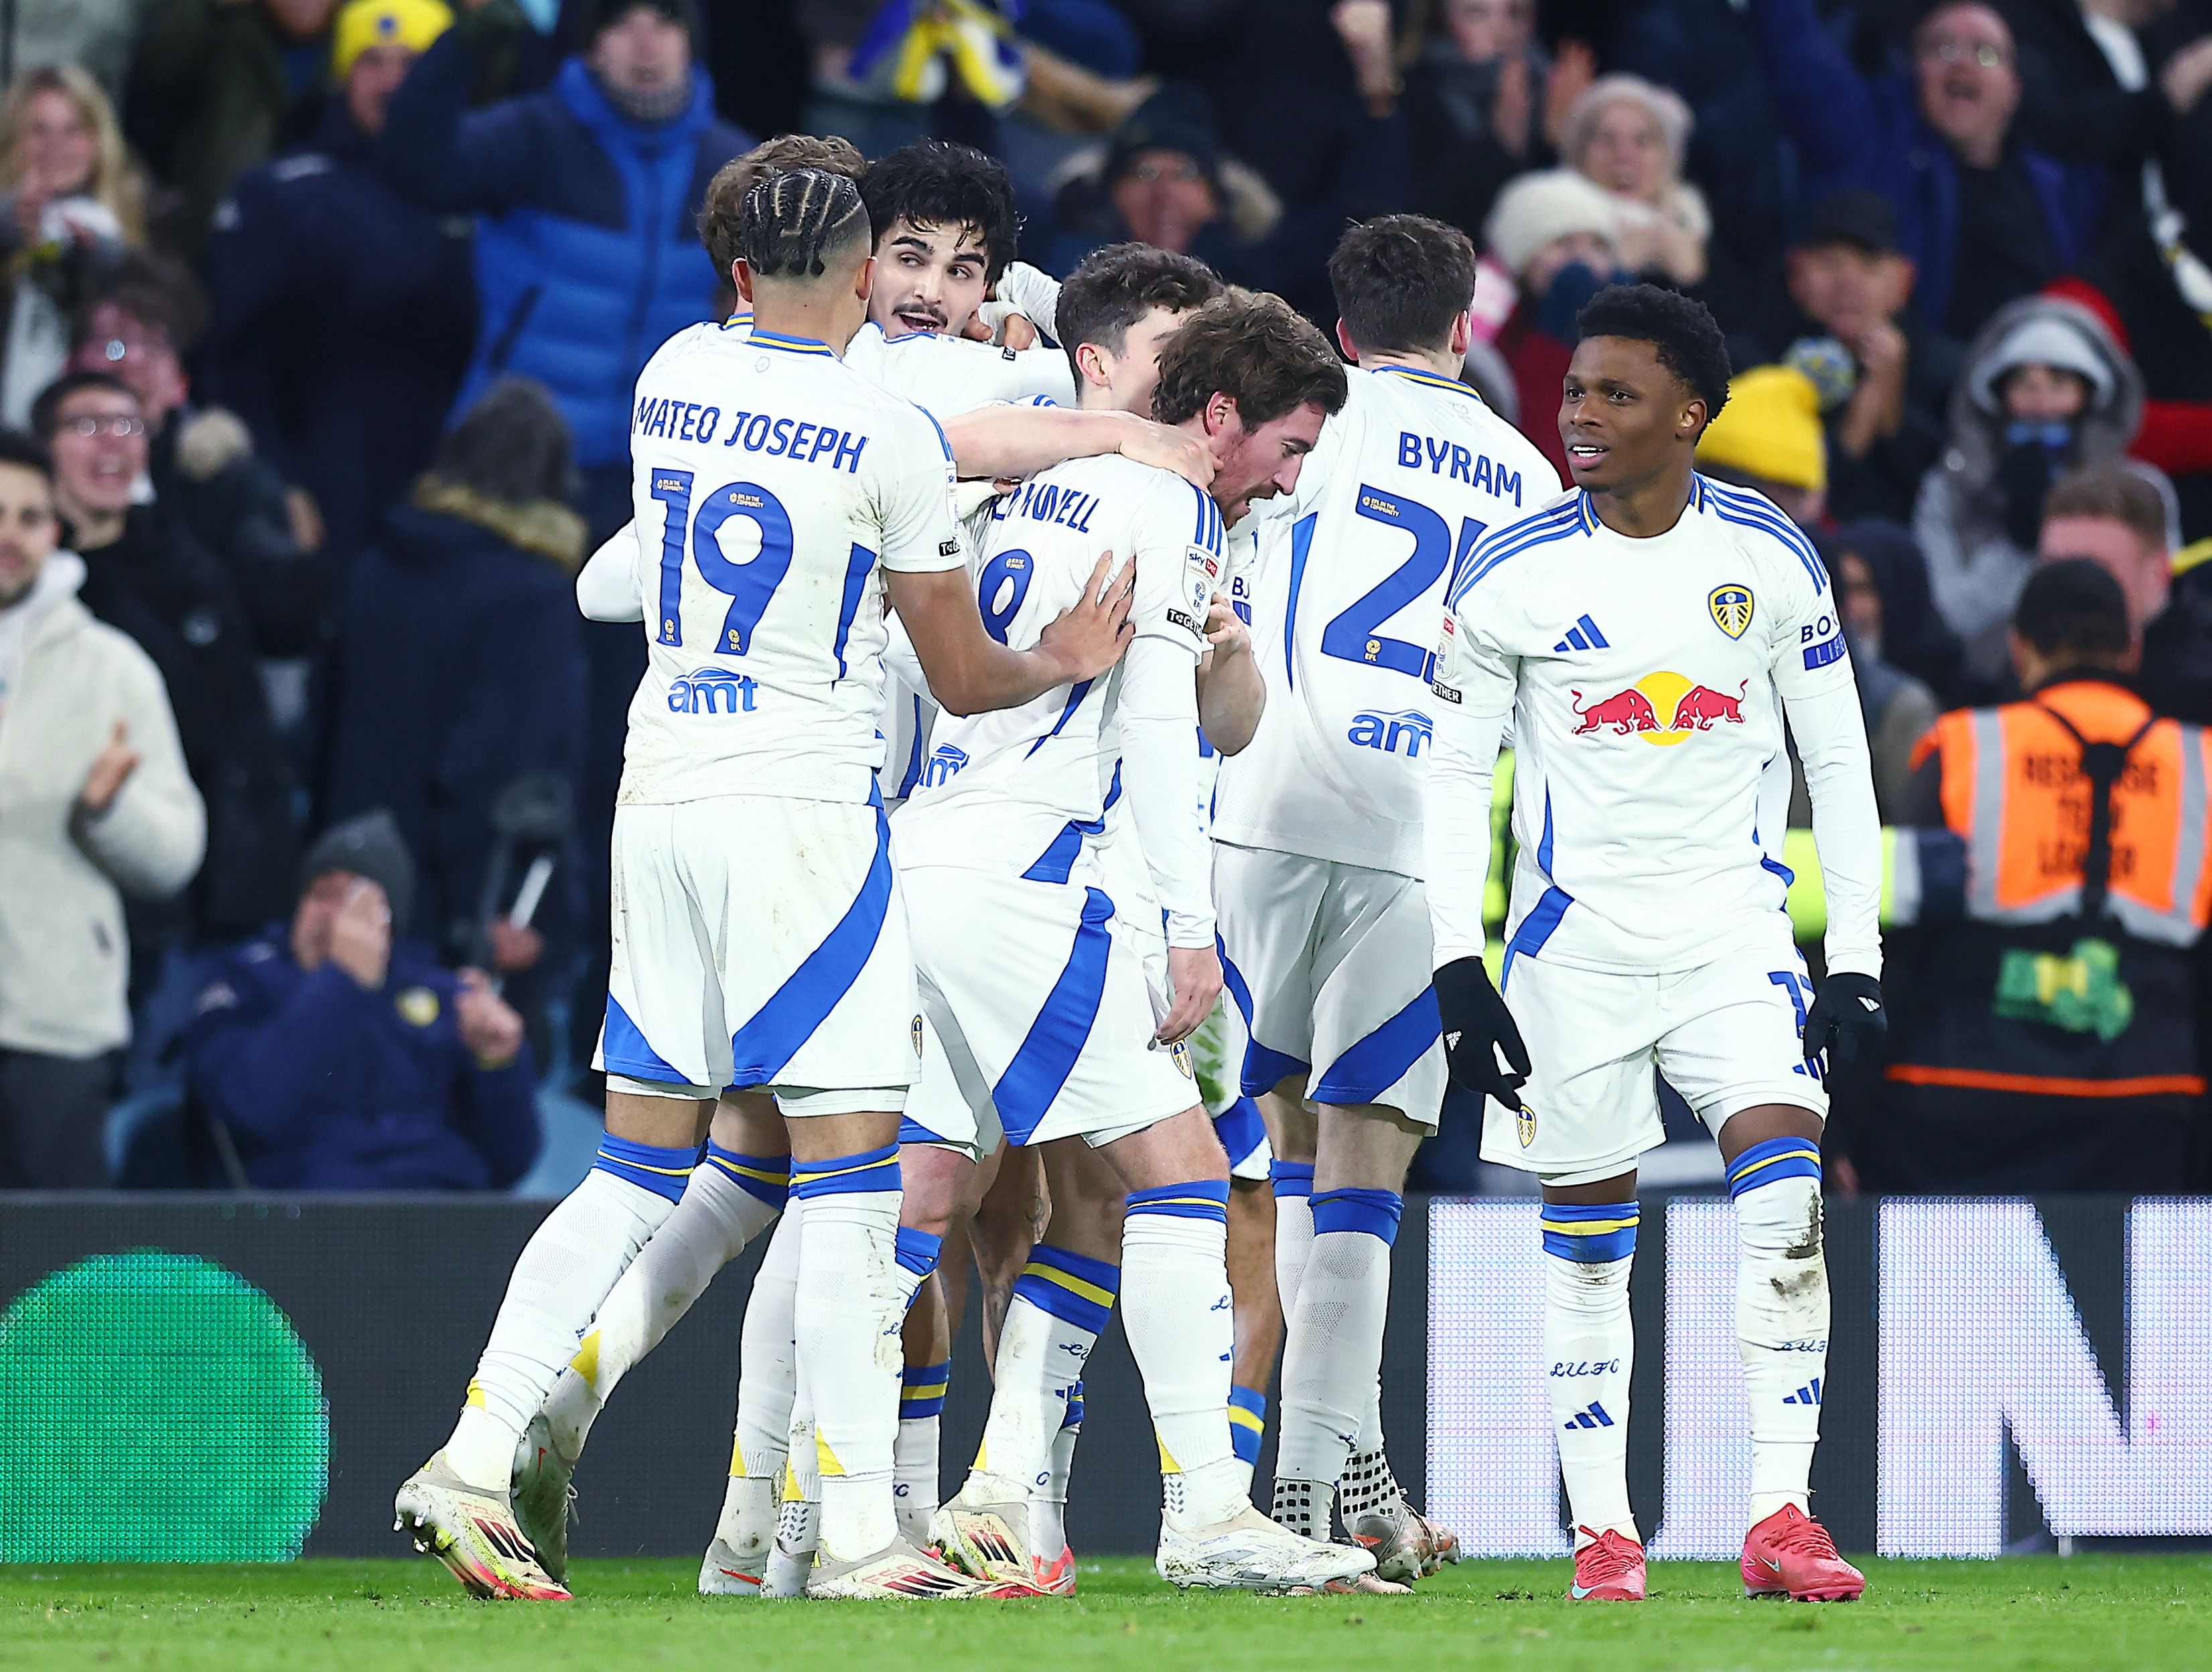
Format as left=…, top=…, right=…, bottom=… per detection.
left=1916, top=293, right=2148, bottom=689
left=378, top=0, right=750, bottom=541
left=324, top=378, right=586, bottom=987
left=1694, top=363, right=1827, bottom=529
left=183, top=808, right=541, bottom=1191
left=1482, top=166, right=1625, bottom=478
left=208, top=0, right=476, bottom=565
left=1558, top=74, right=1710, bottom=291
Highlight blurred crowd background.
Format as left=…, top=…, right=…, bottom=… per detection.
left=0, top=0, right=2207, bottom=1199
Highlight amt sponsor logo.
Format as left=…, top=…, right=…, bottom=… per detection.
left=1347, top=709, right=1432, bottom=757
left=922, top=744, right=969, bottom=787
left=667, top=667, right=758, bottom=714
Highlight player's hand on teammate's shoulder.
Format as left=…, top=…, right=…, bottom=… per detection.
left=1202, top=594, right=1251, bottom=670
left=1800, top=971, right=1885, bottom=1078
left=1156, top=943, right=1225, bottom=1046
left=1115, top=415, right=1216, bottom=490
left=1432, top=956, right=1531, bottom=1109
left=1036, top=551, right=1138, bottom=682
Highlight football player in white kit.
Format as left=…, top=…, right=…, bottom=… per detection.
left=394, top=167, right=1139, bottom=1602
left=1207, top=215, right=1556, bottom=1578
left=896, top=291, right=1377, bottom=1594
left=1424, top=285, right=1886, bottom=1604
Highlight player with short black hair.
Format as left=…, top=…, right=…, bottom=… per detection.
left=697, top=135, right=866, bottom=282
left=1054, top=243, right=1223, bottom=395
left=862, top=139, right=1020, bottom=340
left=1424, top=282, right=1882, bottom=1603
left=1324, top=215, right=1481, bottom=359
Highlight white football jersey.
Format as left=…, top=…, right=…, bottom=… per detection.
left=845, top=321, right=1078, bottom=413
left=1431, top=476, right=1864, bottom=974
left=893, top=454, right=1220, bottom=883
left=617, top=322, right=963, bottom=807
left=1211, top=364, right=1558, bottom=877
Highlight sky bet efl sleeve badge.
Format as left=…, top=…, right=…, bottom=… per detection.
left=1708, top=583, right=1755, bottom=640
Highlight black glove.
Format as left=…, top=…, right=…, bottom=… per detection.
left=1802, top=971, right=1886, bottom=1078
left=1433, top=956, right=1532, bottom=1110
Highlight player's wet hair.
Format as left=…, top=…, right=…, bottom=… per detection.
left=1056, top=242, right=1224, bottom=384
left=1328, top=214, right=1479, bottom=357
left=2015, top=557, right=2132, bottom=663
left=736, top=167, right=870, bottom=281
left=1575, top=283, right=1733, bottom=423
left=700, top=135, right=865, bottom=279
left=861, top=139, right=1020, bottom=283
left=1151, top=289, right=1349, bottom=429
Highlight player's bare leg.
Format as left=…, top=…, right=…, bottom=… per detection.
left=972, top=1142, right=1050, bottom=1358
left=519, top=1091, right=789, bottom=1583
left=1541, top=1167, right=1645, bottom=1602
left=399, top=1089, right=713, bottom=1600
left=1718, top=1104, right=1862, bottom=1602
left=1223, top=1172, right=1280, bottom=1501
left=939, top=1139, right=1118, bottom=1592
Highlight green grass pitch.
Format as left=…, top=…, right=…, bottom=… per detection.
left=5, top=1555, right=2209, bottom=1671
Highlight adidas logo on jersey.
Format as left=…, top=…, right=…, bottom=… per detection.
left=1564, top=1401, right=1616, bottom=1430
left=1781, top=1379, right=1823, bottom=1407
left=1552, top=614, right=1611, bottom=654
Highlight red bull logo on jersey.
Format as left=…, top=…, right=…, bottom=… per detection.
left=1570, top=672, right=1748, bottom=746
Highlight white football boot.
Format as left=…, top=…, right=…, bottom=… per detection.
left=1156, top=1506, right=1379, bottom=1594
left=508, top=1413, right=577, bottom=1586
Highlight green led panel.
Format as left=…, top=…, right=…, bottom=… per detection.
left=0, top=1250, right=328, bottom=1561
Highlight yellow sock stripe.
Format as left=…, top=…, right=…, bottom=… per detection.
left=815, top=1432, right=846, bottom=1478
left=791, top=1155, right=893, bottom=1184
left=568, top=1330, right=602, bottom=1389
left=707, top=1156, right=790, bottom=1187
left=1156, top=1432, right=1181, bottom=1474
left=1019, top=1261, right=1117, bottom=1309
left=1729, top=1145, right=1821, bottom=1184
left=1539, top=1215, right=1641, bottom=1237
left=594, top=1149, right=694, bottom=1178
left=730, top=1435, right=745, bottom=1478
left=1227, top=1405, right=1266, bottom=1435
left=901, top=1381, right=949, bottom=1402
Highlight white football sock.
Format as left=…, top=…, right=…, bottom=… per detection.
left=1029, top=1391, right=1084, bottom=1555
left=715, top=1200, right=804, bottom=1565
left=1121, top=1182, right=1242, bottom=1530
left=443, top=1137, right=691, bottom=1488
left=544, top=1145, right=786, bottom=1460
left=885, top=1233, right=947, bottom=1546
left=1271, top=1161, right=1315, bottom=1314
left=1728, top=1141, right=1829, bottom=1523
left=1541, top=1200, right=1639, bottom=1544
left=791, top=1145, right=907, bottom=1562
left=1274, top=1188, right=1401, bottom=1537
left=964, top=1245, right=1118, bottom=1508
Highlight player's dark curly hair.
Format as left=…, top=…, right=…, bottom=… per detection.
left=861, top=140, right=1020, bottom=283
left=700, top=135, right=866, bottom=280
left=1056, top=242, right=1223, bottom=385
left=1575, top=283, right=1732, bottom=422
left=1152, top=289, right=1349, bottom=429
left=736, top=168, right=870, bottom=280
left=2016, top=557, right=2131, bottom=662
left=1329, top=214, right=1480, bottom=357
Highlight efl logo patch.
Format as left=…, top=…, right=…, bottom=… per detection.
left=1709, top=584, right=1754, bottom=639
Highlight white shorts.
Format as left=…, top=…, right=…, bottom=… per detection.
left=598, top=795, right=920, bottom=1109
left=1213, top=842, right=1446, bottom=1128
left=1491, top=923, right=1828, bottom=1184
left=900, top=866, right=1202, bottom=1151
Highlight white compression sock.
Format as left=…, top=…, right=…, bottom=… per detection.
left=963, top=1245, right=1118, bottom=1507
left=713, top=1200, right=803, bottom=1566
left=1271, top=1161, right=1315, bottom=1315
left=1273, top=1188, right=1401, bottom=1540
left=1728, top=1141, right=1829, bottom=1523
left=1121, top=1182, right=1242, bottom=1530
left=1029, top=1388, right=1084, bottom=1556
left=1541, top=1200, right=1640, bottom=1543
left=793, top=1145, right=918, bottom=1563
left=545, top=1144, right=786, bottom=1461
left=443, top=1136, right=693, bottom=1489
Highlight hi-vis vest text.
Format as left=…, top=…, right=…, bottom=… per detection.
left=1913, top=679, right=2212, bottom=948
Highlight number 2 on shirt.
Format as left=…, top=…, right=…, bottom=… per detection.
left=1316, top=486, right=1485, bottom=681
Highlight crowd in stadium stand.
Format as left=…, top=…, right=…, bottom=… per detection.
left=0, top=0, right=2205, bottom=1194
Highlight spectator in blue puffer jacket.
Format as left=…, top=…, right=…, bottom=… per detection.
left=184, top=810, right=541, bottom=1191
left=377, top=0, right=749, bottom=540
left=208, top=0, right=479, bottom=563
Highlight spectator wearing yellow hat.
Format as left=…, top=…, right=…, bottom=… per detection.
left=205, top=0, right=479, bottom=561
left=1695, top=362, right=1827, bottom=529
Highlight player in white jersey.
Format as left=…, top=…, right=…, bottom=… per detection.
left=898, top=291, right=1376, bottom=1594
left=1204, top=216, right=1556, bottom=1578
left=395, top=167, right=1138, bottom=1604
left=1425, top=285, right=1886, bottom=1604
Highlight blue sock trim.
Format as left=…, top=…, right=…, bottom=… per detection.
left=1539, top=1199, right=1639, bottom=1263
left=1013, top=1243, right=1119, bottom=1334
left=1026, top=1243, right=1121, bottom=1295
left=1268, top=1160, right=1314, bottom=1198
left=1228, top=1384, right=1267, bottom=1465
left=790, top=1143, right=900, bottom=1199
left=1310, top=1186, right=1403, bottom=1245
left=1125, top=1178, right=1231, bottom=1224
left=1726, top=1137, right=1823, bottom=1200
left=703, top=1143, right=790, bottom=1208
left=593, top=1133, right=699, bottom=1204
left=1061, top=1379, right=1085, bottom=1429
left=900, top=1358, right=949, bottom=1419
left=894, top=1226, right=943, bottom=1279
